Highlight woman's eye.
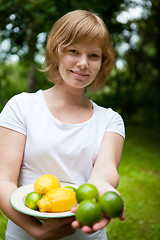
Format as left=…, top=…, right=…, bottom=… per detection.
left=90, top=54, right=100, bottom=59
left=69, top=49, right=78, bottom=54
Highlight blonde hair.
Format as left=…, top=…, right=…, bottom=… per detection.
left=43, top=10, right=115, bottom=91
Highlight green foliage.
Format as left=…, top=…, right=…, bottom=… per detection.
left=0, top=62, right=52, bottom=111
left=113, top=0, right=160, bottom=124
left=0, top=62, right=28, bottom=110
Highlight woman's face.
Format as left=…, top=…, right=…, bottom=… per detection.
left=58, top=38, right=102, bottom=90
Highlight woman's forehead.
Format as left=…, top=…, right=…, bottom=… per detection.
left=68, top=39, right=102, bottom=51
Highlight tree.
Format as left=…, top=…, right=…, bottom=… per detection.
left=120, top=0, right=160, bottom=123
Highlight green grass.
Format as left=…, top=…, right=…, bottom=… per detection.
left=0, top=210, right=8, bottom=240
left=106, top=126, right=160, bottom=240
left=0, top=126, right=160, bottom=239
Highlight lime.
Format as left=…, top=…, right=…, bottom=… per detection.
left=99, top=191, right=124, bottom=218
left=25, top=192, right=42, bottom=211
left=76, top=199, right=102, bottom=226
left=65, top=186, right=77, bottom=193
left=76, top=183, right=99, bottom=203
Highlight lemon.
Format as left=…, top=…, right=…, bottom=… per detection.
left=76, top=183, right=99, bottom=203
left=34, top=174, right=61, bottom=195
left=38, top=187, right=77, bottom=213
left=76, top=199, right=102, bottom=226
left=25, top=192, right=42, bottom=211
left=99, top=191, right=124, bottom=218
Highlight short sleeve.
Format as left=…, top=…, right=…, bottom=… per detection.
left=106, top=110, right=125, bottom=139
left=0, top=94, right=27, bottom=135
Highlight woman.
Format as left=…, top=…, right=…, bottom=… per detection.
left=0, top=10, right=125, bottom=240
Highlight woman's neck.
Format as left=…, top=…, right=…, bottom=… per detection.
left=43, top=85, right=93, bottom=124
left=48, top=84, right=90, bottom=107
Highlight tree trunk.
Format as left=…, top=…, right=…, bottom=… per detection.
left=28, top=64, right=36, bottom=92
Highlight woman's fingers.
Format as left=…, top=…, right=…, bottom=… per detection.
left=71, top=216, right=110, bottom=233
left=92, top=217, right=110, bottom=231
left=71, top=220, right=80, bottom=228
left=119, top=207, right=125, bottom=221
left=70, top=206, right=77, bottom=213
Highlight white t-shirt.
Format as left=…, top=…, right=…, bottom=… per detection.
left=0, top=90, right=125, bottom=240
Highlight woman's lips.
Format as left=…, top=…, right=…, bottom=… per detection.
left=70, top=70, right=89, bottom=78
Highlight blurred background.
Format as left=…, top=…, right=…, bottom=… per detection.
left=0, top=0, right=159, bottom=239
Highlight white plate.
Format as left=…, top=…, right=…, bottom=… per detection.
left=10, top=182, right=78, bottom=219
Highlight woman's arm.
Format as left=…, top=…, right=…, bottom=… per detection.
left=0, top=127, right=75, bottom=240
left=88, top=131, right=124, bottom=194
left=72, top=131, right=125, bottom=233
left=0, top=127, right=40, bottom=236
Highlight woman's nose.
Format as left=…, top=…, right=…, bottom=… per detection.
left=77, top=55, right=88, bottom=68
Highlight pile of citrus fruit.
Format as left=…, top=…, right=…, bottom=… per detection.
left=25, top=174, right=124, bottom=227
left=25, top=174, right=77, bottom=213
left=75, top=183, right=124, bottom=227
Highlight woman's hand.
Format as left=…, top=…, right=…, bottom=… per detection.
left=71, top=181, right=125, bottom=234
left=34, top=217, right=75, bottom=240
left=71, top=206, right=125, bottom=234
